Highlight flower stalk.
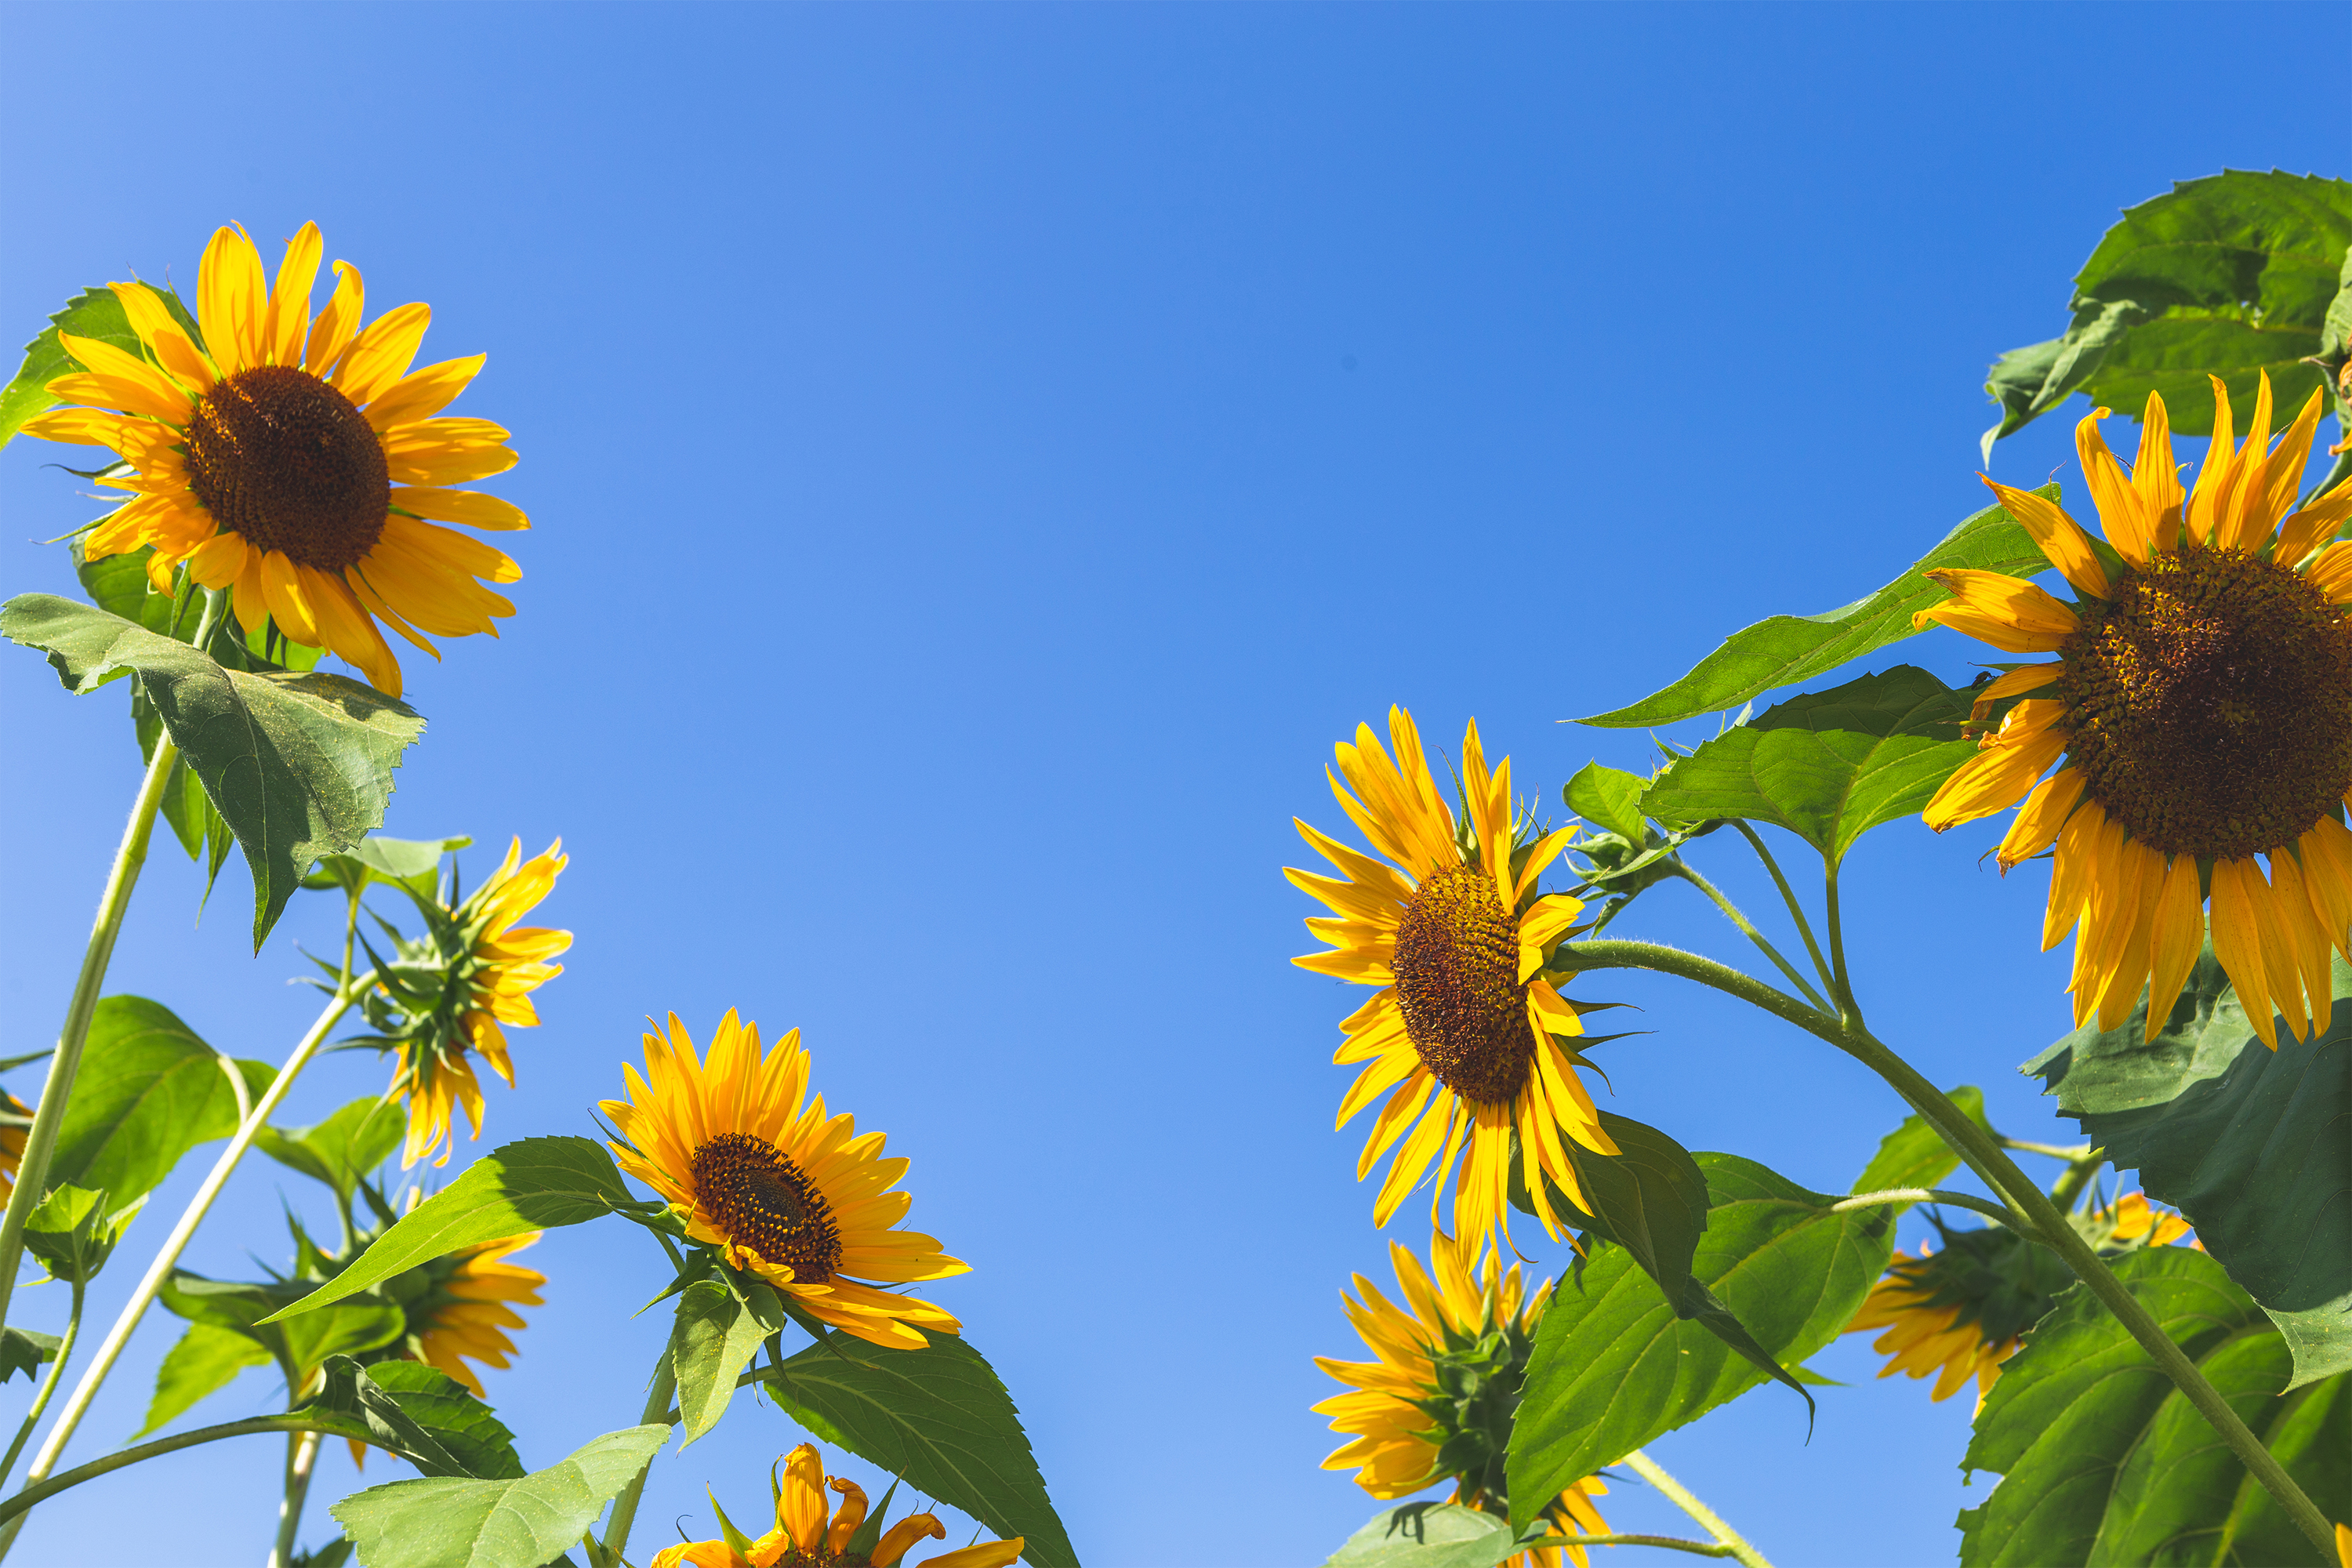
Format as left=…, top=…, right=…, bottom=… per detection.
left=1621, top=1448, right=1773, bottom=1568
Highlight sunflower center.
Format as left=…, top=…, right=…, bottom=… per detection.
left=183, top=365, right=389, bottom=573
left=1392, top=865, right=1534, bottom=1104
left=689, top=1132, right=842, bottom=1282
left=2058, top=544, right=2352, bottom=860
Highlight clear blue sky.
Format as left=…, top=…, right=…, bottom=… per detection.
left=1, top=5, right=2343, bottom=1565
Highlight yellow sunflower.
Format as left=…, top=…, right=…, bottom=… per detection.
left=602, top=1012, right=967, bottom=1350
left=1918, top=373, right=2352, bottom=1047
left=0, top=1091, right=29, bottom=1204
left=387, top=838, right=571, bottom=1168
left=1315, top=1228, right=1610, bottom=1568
left=406, top=1232, right=546, bottom=1397
left=1842, top=1247, right=2025, bottom=1409
left=21, top=221, right=525, bottom=698
left=2109, top=1190, right=2194, bottom=1248
left=651, top=1444, right=1022, bottom=1568
left=1289, top=706, right=1614, bottom=1250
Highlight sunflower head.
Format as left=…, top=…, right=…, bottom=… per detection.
left=1915, top=374, right=2352, bottom=1047
left=649, top=1444, right=1023, bottom=1568
left=21, top=221, right=528, bottom=698
left=350, top=839, right=571, bottom=1167
left=601, top=1012, right=968, bottom=1350
left=1315, top=1229, right=1610, bottom=1568
left=376, top=1230, right=546, bottom=1398
left=1289, top=706, right=1621, bottom=1255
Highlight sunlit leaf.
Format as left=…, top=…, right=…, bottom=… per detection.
left=137, top=1322, right=273, bottom=1438
left=254, top=1097, right=406, bottom=1203
left=46, top=996, right=272, bottom=1209
left=355, top=1362, right=524, bottom=1481
left=1324, top=1504, right=1534, bottom=1568
left=669, top=1277, right=783, bottom=1449
left=328, top=1422, right=670, bottom=1568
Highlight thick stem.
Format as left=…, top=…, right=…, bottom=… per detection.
left=592, top=1345, right=677, bottom=1568
left=1728, top=822, right=1836, bottom=996
left=1821, top=862, right=1857, bottom=1022
left=0, top=982, right=360, bottom=1556
left=0, top=1279, right=81, bottom=1490
left=2049, top=1151, right=2107, bottom=1214
left=0, top=1416, right=332, bottom=1528
left=1621, top=1449, right=1773, bottom=1568
left=267, top=1429, right=322, bottom=1568
left=1668, top=862, right=1830, bottom=1012
left=1559, top=935, right=2337, bottom=1559
left=1831, top=1189, right=2020, bottom=1227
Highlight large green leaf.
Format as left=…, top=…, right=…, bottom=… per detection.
left=1505, top=1153, right=1892, bottom=1530
left=1325, top=1504, right=1534, bottom=1568
left=46, top=996, right=272, bottom=1208
left=261, top=1138, right=634, bottom=1323
left=328, top=1423, right=670, bottom=1568
left=1850, top=1085, right=1991, bottom=1210
left=1, top=595, right=426, bottom=946
left=1579, top=492, right=2048, bottom=728
left=764, top=1332, right=1078, bottom=1568
left=1983, top=170, right=2352, bottom=454
left=1957, top=1248, right=2346, bottom=1566
left=2024, top=953, right=2351, bottom=1385
left=361, top=1361, right=525, bottom=1481
left=254, top=1096, right=406, bottom=1203
left=1639, top=666, right=1979, bottom=864
left=137, top=1322, right=273, bottom=1438
left=668, top=1277, right=782, bottom=1449
left=161, top=1271, right=404, bottom=1381
left=20, top=1183, right=142, bottom=1285
left=0, top=286, right=140, bottom=449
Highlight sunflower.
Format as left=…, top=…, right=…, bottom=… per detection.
left=1289, top=706, right=1614, bottom=1250
left=2109, top=1190, right=2193, bottom=1248
left=1315, top=1228, right=1610, bottom=1568
left=652, top=1444, right=1022, bottom=1568
left=21, top=221, right=526, bottom=698
left=602, top=1012, right=967, bottom=1350
left=0, top=1091, right=29, bottom=1204
left=402, top=1232, right=546, bottom=1397
left=376, top=838, right=571, bottom=1168
left=1918, top=375, right=2352, bottom=1047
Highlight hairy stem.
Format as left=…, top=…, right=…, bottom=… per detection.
left=0, top=1279, right=81, bottom=1491
left=267, top=1429, right=323, bottom=1568
left=1559, top=935, right=2338, bottom=1559
left=1551, top=1534, right=1734, bottom=1558
left=1729, top=822, right=1836, bottom=996
left=1621, top=1449, right=1773, bottom=1568
left=1831, top=1189, right=2024, bottom=1228
left=592, top=1346, right=678, bottom=1568
left=1821, top=862, right=1857, bottom=1022
left=1668, top=861, right=1829, bottom=1012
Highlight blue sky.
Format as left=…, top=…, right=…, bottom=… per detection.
left=0, top=4, right=2343, bottom=1565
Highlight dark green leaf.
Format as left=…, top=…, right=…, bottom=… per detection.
left=668, top=1278, right=782, bottom=1448
left=1983, top=170, right=2352, bottom=452
left=303, top=1356, right=478, bottom=1479
left=254, top=1096, right=405, bottom=1202
left=328, top=1423, right=670, bottom=1568
left=0, top=595, right=425, bottom=947
left=1506, top=1153, right=1893, bottom=1530
left=1563, top=763, right=1650, bottom=843
left=136, top=1322, right=273, bottom=1437
left=0, top=286, right=140, bottom=449
left=1640, top=666, right=1980, bottom=864
left=1512, top=1113, right=1708, bottom=1306
left=260, top=1138, right=633, bottom=1323
left=0, top=1327, right=61, bottom=1386
left=2025, top=953, right=2351, bottom=1385
left=1324, top=1504, right=1532, bottom=1568
left=764, top=1331, right=1079, bottom=1568
left=1579, top=492, right=2049, bottom=729
left=46, top=996, right=273, bottom=1208
left=358, top=1362, right=525, bottom=1481
left=1850, top=1086, right=1991, bottom=1210
left=1957, top=1248, right=2345, bottom=1567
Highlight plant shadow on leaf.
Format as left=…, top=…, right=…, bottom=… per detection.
left=1323, top=1501, right=1532, bottom=1568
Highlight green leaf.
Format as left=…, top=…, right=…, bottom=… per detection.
left=0, top=1327, right=61, bottom=1386
left=20, top=1183, right=142, bottom=1285
left=764, top=1331, right=1079, bottom=1568
left=46, top=996, right=272, bottom=1209
left=0, top=286, right=140, bottom=450
left=359, top=1362, right=525, bottom=1481
left=1324, top=1504, right=1532, bottom=1568
left=668, top=1278, right=783, bottom=1449
left=1639, top=666, right=1980, bottom=864
left=1982, top=170, right=2352, bottom=452
left=2024, top=952, right=2352, bottom=1386
left=1581, top=492, right=2049, bottom=729
left=1850, top=1086, right=1991, bottom=1210
left=303, top=833, right=470, bottom=898
left=0, top=595, right=426, bottom=948
left=1506, top=1153, right=1893, bottom=1530
left=136, top=1322, right=273, bottom=1438
left=160, top=1271, right=404, bottom=1380
left=254, top=1097, right=405, bottom=1202
left=329, top=1423, right=669, bottom=1568
left=1563, top=763, right=1650, bottom=843
left=1957, top=1248, right=2346, bottom=1567
left=260, top=1138, right=633, bottom=1323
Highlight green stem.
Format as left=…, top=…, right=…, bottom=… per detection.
left=1999, top=1136, right=2095, bottom=1162
left=267, top=1429, right=322, bottom=1568
left=1559, top=935, right=2338, bottom=1560
left=1728, top=822, right=1836, bottom=996
left=0, top=1279, right=81, bottom=1491
left=0, top=977, right=362, bottom=1559
left=591, top=1345, right=677, bottom=1568
left=1549, top=1534, right=1734, bottom=1558
left=2049, top=1151, right=2107, bottom=1214
left=1668, top=862, right=1830, bottom=1012
left=0, top=1416, right=335, bottom=1527
left=1621, top=1449, right=1773, bottom=1568
left=1831, top=1189, right=2024, bottom=1228
left=1821, top=862, right=1857, bottom=1022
